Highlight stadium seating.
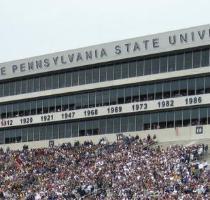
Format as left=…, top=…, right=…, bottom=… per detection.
left=0, top=135, right=209, bottom=199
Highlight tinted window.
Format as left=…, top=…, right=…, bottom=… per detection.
left=107, top=118, right=114, bottom=133
left=151, top=58, right=159, bottom=74
left=201, top=49, right=209, bottom=66
left=144, top=59, right=151, bottom=75
left=106, top=66, right=114, bottom=81
left=59, top=73, right=66, bottom=88
left=100, top=67, right=106, bottom=82
left=129, top=61, right=137, bottom=77
left=193, top=50, right=201, bottom=68
left=168, top=55, right=175, bottom=71
left=122, top=63, right=129, bottom=78
left=176, top=53, right=184, bottom=70
left=66, top=72, right=72, bottom=86
left=114, top=64, right=121, bottom=80
left=72, top=71, right=78, bottom=86
left=184, top=52, right=192, bottom=69
left=137, top=60, right=144, bottom=76
left=121, top=117, right=128, bottom=132
left=79, top=70, right=86, bottom=85
left=160, top=56, right=167, bottom=72
left=93, top=68, right=99, bottom=83
left=86, top=69, right=93, bottom=84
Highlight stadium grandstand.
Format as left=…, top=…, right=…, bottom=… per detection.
left=0, top=24, right=210, bottom=199
left=0, top=25, right=210, bottom=149
left=0, top=136, right=209, bottom=199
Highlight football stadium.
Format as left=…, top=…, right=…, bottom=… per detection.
left=0, top=24, right=210, bottom=148
left=0, top=25, right=210, bottom=199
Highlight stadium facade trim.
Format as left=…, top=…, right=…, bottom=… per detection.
left=0, top=24, right=210, bottom=80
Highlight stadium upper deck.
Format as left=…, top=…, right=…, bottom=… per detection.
left=0, top=24, right=210, bottom=149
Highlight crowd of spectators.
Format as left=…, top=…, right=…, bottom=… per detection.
left=0, top=134, right=209, bottom=199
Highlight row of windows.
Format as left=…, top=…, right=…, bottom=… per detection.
left=1, top=75, right=210, bottom=119
left=1, top=106, right=210, bottom=144
left=0, top=47, right=210, bottom=97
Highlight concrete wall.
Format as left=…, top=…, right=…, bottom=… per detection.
left=0, top=24, right=209, bottom=81
left=1, top=125, right=210, bottom=150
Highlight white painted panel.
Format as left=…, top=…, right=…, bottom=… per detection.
left=0, top=94, right=208, bottom=129
left=0, top=24, right=209, bottom=80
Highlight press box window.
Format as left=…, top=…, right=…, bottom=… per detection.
left=137, top=60, right=144, bottom=76
left=144, top=59, right=151, bottom=75
left=160, top=56, right=167, bottom=73
left=201, top=49, right=209, bottom=66
left=129, top=61, right=137, bottom=77
left=184, top=52, right=192, bottom=69
left=168, top=55, right=175, bottom=71
left=176, top=53, right=184, bottom=70
left=114, top=64, right=121, bottom=80
left=151, top=57, right=159, bottom=74
left=193, top=50, right=201, bottom=68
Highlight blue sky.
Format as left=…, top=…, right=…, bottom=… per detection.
left=0, top=0, right=209, bottom=62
